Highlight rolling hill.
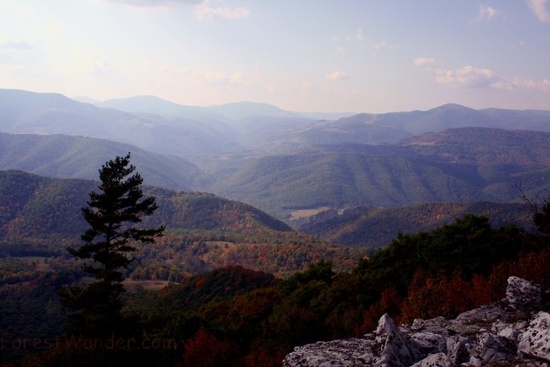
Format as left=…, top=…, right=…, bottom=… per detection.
left=1, top=89, right=549, bottom=223
left=214, top=153, right=500, bottom=218
left=0, top=89, right=243, bottom=157
left=0, top=170, right=291, bottom=244
left=0, top=170, right=366, bottom=276
left=0, top=132, right=200, bottom=190
left=3, top=89, right=550, bottom=157
left=295, top=201, right=533, bottom=248
left=215, top=127, right=549, bottom=219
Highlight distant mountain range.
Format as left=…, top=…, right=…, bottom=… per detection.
left=215, top=127, right=549, bottom=218
left=0, top=88, right=549, bottom=224
left=3, top=89, right=550, bottom=157
left=0, top=132, right=200, bottom=190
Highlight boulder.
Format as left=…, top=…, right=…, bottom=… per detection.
left=374, top=314, right=423, bottom=367
left=411, top=352, right=452, bottom=367
left=506, top=276, right=542, bottom=311
left=446, top=335, right=471, bottom=365
left=518, top=311, right=550, bottom=362
left=466, top=332, right=516, bottom=366
left=282, top=337, right=377, bottom=367
left=283, top=277, right=548, bottom=367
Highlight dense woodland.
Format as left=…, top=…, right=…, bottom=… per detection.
left=0, top=91, right=549, bottom=366
left=1, top=204, right=548, bottom=366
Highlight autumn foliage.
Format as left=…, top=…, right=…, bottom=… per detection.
left=5, top=202, right=550, bottom=366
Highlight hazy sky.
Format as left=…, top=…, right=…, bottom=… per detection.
left=1, top=0, right=549, bottom=113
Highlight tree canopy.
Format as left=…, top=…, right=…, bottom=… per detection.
left=61, top=153, right=164, bottom=337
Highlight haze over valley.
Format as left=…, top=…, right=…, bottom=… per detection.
left=2, top=2, right=550, bottom=365
left=1, top=89, right=548, bottom=225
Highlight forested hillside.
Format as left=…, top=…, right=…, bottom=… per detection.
left=216, top=128, right=550, bottom=219
left=296, top=202, right=533, bottom=247
left=4, top=210, right=547, bottom=366
left=1, top=90, right=549, bottom=222
left=0, top=170, right=367, bottom=277
left=1, top=89, right=549, bottom=366
left=0, top=132, right=201, bottom=190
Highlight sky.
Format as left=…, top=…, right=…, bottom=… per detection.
left=0, top=0, right=549, bottom=113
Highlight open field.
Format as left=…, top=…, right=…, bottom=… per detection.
left=289, top=207, right=333, bottom=220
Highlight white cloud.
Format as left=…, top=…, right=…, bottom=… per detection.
left=356, top=27, right=365, bottom=42
left=0, top=39, right=33, bottom=50
left=0, top=35, right=35, bottom=69
left=413, top=57, right=435, bottom=66
left=91, top=0, right=250, bottom=20
left=194, top=1, right=250, bottom=21
left=331, top=28, right=367, bottom=54
left=435, top=65, right=504, bottom=88
left=372, top=41, right=398, bottom=54
left=513, top=77, right=550, bottom=90
left=90, top=0, right=201, bottom=7
left=526, top=0, right=550, bottom=22
left=473, top=5, right=501, bottom=22
left=427, top=65, right=550, bottom=91
left=326, top=71, right=348, bottom=81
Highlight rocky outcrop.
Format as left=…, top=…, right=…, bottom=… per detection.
left=283, top=276, right=548, bottom=367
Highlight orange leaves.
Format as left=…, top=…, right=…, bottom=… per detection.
left=399, top=270, right=505, bottom=322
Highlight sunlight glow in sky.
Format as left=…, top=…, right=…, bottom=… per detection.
left=1, top=0, right=549, bottom=113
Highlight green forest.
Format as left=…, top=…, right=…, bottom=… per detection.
left=0, top=154, right=549, bottom=366
left=1, top=207, right=548, bottom=366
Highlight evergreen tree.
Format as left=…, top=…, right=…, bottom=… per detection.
left=533, top=193, right=550, bottom=235
left=60, top=153, right=164, bottom=337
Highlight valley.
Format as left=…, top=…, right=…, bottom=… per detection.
left=0, top=89, right=549, bottom=224
left=0, top=88, right=548, bottom=276
left=0, top=89, right=549, bottom=366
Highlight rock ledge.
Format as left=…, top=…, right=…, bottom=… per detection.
left=283, top=276, right=549, bottom=367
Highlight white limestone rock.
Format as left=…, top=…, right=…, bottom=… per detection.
left=446, top=335, right=472, bottom=366
left=492, top=319, right=529, bottom=340
left=411, top=332, right=447, bottom=355
left=282, top=277, right=547, bottom=367
left=518, top=311, right=550, bottom=362
left=507, top=276, right=542, bottom=311
left=410, top=352, right=452, bottom=367
left=467, top=332, right=516, bottom=366
left=374, top=313, right=423, bottom=367
left=282, top=337, right=377, bottom=367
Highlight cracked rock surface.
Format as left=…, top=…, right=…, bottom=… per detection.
left=283, top=276, right=549, bottom=367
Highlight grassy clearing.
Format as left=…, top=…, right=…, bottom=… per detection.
left=123, top=279, right=171, bottom=292
left=289, top=207, right=332, bottom=220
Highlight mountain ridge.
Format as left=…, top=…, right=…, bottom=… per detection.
left=0, top=169, right=369, bottom=276
left=1, top=89, right=549, bottom=222
left=295, top=201, right=533, bottom=248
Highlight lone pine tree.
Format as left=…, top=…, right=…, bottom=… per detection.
left=60, top=153, right=164, bottom=337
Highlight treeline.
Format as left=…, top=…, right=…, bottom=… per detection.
left=297, top=201, right=534, bottom=248
left=0, top=258, right=82, bottom=364
left=9, top=213, right=548, bottom=367
left=132, top=233, right=367, bottom=278
left=0, top=170, right=371, bottom=276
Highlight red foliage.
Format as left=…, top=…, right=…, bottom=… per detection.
left=399, top=269, right=503, bottom=322
left=358, top=286, right=402, bottom=333
left=242, top=349, right=287, bottom=367
left=183, top=328, right=241, bottom=367
left=512, top=246, right=550, bottom=287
